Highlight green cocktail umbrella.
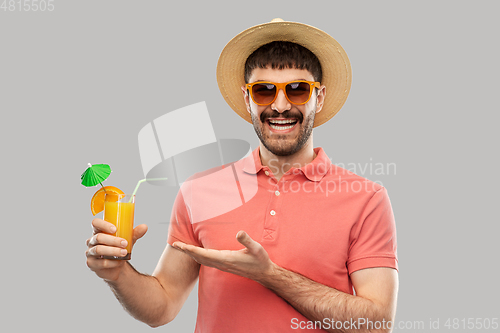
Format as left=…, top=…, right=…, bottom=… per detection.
left=81, top=163, right=111, bottom=188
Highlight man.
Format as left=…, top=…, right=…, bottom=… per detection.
left=86, top=19, right=398, bottom=332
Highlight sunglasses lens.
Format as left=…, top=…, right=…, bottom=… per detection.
left=251, top=83, right=276, bottom=105
left=285, top=82, right=311, bottom=104
left=250, top=81, right=314, bottom=105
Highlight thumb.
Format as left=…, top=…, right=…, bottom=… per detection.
left=132, top=224, right=148, bottom=245
left=236, top=231, right=259, bottom=252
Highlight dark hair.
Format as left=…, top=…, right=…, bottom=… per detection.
left=244, top=41, right=322, bottom=83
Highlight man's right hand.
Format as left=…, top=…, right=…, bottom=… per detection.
left=85, top=217, right=199, bottom=327
left=86, top=218, right=148, bottom=282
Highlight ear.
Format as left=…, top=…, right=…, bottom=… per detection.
left=315, top=85, right=326, bottom=114
left=241, top=85, right=251, bottom=113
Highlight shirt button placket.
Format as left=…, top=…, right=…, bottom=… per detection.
left=262, top=171, right=281, bottom=242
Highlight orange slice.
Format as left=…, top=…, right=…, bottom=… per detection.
left=90, top=186, right=124, bottom=215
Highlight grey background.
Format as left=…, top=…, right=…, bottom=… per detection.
left=1, top=0, right=498, bottom=332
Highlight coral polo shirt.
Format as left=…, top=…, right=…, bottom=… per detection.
left=167, top=147, right=398, bottom=332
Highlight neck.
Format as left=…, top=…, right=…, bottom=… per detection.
left=259, top=138, right=316, bottom=181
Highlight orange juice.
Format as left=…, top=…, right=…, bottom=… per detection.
left=104, top=195, right=135, bottom=260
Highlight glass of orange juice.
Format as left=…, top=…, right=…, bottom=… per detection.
left=103, top=193, right=135, bottom=260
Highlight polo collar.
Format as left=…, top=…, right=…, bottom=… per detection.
left=301, top=147, right=331, bottom=182
left=242, top=147, right=263, bottom=174
left=242, top=147, right=331, bottom=182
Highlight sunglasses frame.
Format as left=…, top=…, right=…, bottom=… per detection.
left=246, top=80, right=321, bottom=106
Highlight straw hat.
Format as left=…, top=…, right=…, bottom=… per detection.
left=216, top=18, right=352, bottom=127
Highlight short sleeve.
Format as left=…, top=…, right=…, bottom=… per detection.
left=167, top=188, right=202, bottom=247
left=347, top=187, right=398, bottom=274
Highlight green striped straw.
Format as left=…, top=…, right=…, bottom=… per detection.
left=130, top=178, right=168, bottom=202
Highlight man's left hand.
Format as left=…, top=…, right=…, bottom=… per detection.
left=172, top=231, right=275, bottom=283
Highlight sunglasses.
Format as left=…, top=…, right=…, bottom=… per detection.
left=246, top=80, right=321, bottom=106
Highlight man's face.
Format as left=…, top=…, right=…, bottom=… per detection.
left=241, top=67, right=326, bottom=156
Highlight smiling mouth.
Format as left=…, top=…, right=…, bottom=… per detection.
left=267, top=118, right=298, bottom=131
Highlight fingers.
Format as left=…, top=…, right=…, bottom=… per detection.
left=92, top=218, right=116, bottom=235
left=88, top=220, right=148, bottom=255
left=86, top=219, right=142, bottom=281
left=86, top=234, right=128, bottom=259
left=86, top=227, right=129, bottom=259
left=87, top=233, right=128, bottom=248
left=172, top=242, right=210, bottom=262
left=172, top=241, right=187, bottom=251
left=86, top=244, right=129, bottom=258
left=172, top=242, right=205, bottom=255
left=171, top=242, right=217, bottom=267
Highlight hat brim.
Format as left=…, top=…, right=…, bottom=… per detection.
left=217, top=20, right=352, bottom=127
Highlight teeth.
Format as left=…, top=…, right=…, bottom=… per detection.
left=269, top=123, right=295, bottom=130
left=268, top=119, right=296, bottom=124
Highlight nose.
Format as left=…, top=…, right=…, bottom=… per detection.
left=271, top=88, right=291, bottom=113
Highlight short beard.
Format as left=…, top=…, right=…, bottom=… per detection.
left=250, top=106, right=315, bottom=156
